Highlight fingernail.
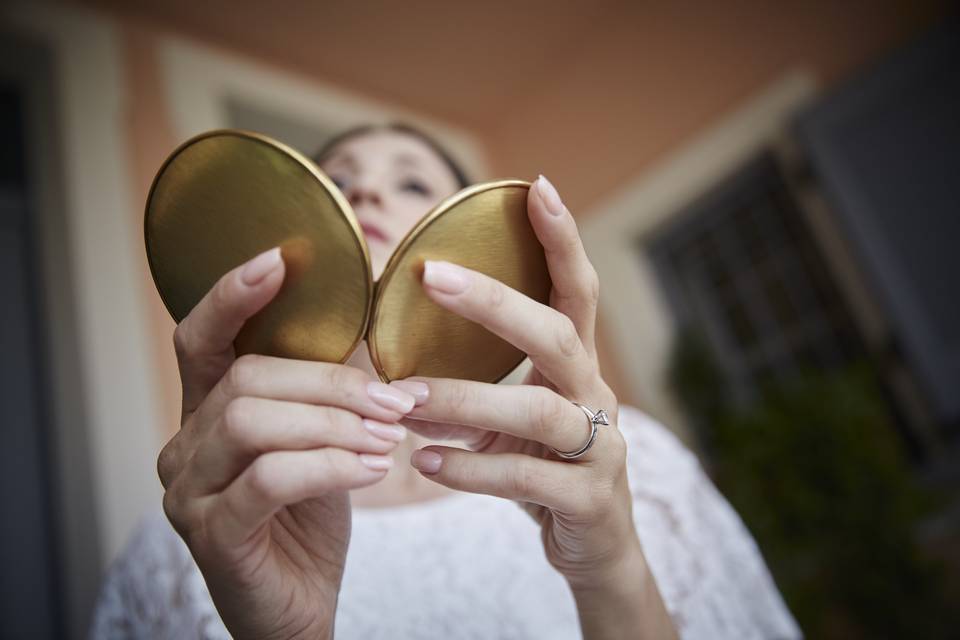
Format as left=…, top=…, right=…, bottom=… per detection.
left=536, top=175, right=564, bottom=217
left=389, top=380, right=429, bottom=405
left=359, top=453, right=393, bottom=471
left=411, top=449, right=443, bottom=474
left=367, top=381, right=415, bottom=413
left=423, top=260, right=471, bottom=294
left=363, top=418, right=407, bottom=443
left=241, top=247, right=282, bottom=285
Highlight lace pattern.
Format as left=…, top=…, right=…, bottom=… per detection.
left=89, top=406, right=801, bottom=639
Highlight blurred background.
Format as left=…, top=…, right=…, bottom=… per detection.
left=2, top=1, right=958, bottom=637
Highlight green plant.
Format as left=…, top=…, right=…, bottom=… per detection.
left=668, top=330, right=957, bottom=639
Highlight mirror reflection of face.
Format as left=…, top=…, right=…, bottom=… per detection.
left=319, top=130, right=462, bottom=279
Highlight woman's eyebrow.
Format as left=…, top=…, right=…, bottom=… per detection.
left=323, top=152, right=357, bottom=171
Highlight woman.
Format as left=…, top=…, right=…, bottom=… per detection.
left=91, top=124, right=800, bottom=639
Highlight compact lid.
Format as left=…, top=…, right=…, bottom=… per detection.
left=145, top=130, right=552, bottom=383
left=368, top=181, right=551, bottom=383
left=145, top=130, right=373, bottom=363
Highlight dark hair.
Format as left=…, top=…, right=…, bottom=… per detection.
left=311, top=122, right=471, bottom=189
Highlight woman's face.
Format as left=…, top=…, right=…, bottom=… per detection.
left=319, top=130, right=462, bottom=278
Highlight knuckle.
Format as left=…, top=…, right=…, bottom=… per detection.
left=591, top=382, right=618, bottom=416
left=246, top=456, right=279, bottom=502
left=161, top=485, right=189, bottom=534
left=210, top=274, right=235, bottom=314
left=172, top=323, right=192, bottom=361
left=324, top=365, right=350, bottom=391
left=508, top=461, right=538, bottom=497
left=586, top=359, right=603, bottom=382
left=221, top=397, right=254, bottom=444
left=306, top=406, right=344, bottom=446
left=605, top=429, right=628, bottom=466
left=445, top=381, right=472, bottom=414
left=562, top=232, right=582, bottom=255
left=161, top=488, right=178, bottom=523
left=602, top=386, right=619, bottom=410
left=294, top=448, right=355, bottom=496
left=324, top=406, right=357, bottom=436
left=582, top=266, right=601, bottom=306
left=507, top=462, right=530, bottom=495
left=555, top=315, right=582, bottom=359
left=529, top=390, right=565, bottom=441
left=225, top=354, right=261, bottom=395
left=157, top=439, right=180, bottom=489
left=486, top=279, right=506, bottom=310
left=324, top=365, right=368, bottom=397
left=318, top=449, right=353, bottom=487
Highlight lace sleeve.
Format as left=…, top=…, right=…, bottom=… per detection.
left=619, top=405, right=802, bottom=640
left=88, top=511, right=230, bottom=640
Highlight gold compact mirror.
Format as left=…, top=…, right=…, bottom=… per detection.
left=145, top=129, right=551, bottom=383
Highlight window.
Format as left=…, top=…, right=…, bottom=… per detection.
left=648, top=154, right=862, bottom=406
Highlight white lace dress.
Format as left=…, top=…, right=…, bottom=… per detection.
left=90, top=406, right=801, bottom=639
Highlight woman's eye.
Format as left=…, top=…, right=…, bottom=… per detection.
left=329, top=175, right=348, bottom=191
left=400, top=179, right=431, bottom=197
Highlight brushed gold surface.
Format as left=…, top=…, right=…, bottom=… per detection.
left=145, top=130, right=372, bottom=363
left=369, top=181, right=551, bottom=383
left=145, top=130, right=551, bottom=383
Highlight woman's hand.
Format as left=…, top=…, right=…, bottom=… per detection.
left=392, top=176, right=677, bottom=639
left=158, top=248, right=416, bottom=640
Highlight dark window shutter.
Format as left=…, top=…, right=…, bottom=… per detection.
left=795, top=19, right=960, bottom=424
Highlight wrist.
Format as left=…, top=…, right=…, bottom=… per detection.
left=559, top=511, right=646, bottom=592
left=565, top=537, right=647, bottom=595
left=567, top=544, right=677, bottom=640
left=286, top=624, right=334, bottom=640
left=253, top=616, right=334, bottom=640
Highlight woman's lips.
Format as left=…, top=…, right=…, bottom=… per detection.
left=359, top=221, right=389, bottom=244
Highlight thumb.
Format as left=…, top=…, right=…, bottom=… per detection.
left=174, top=247, right=285, bottom=413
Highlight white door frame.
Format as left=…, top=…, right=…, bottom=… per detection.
left=580, top=71, right=818, bottom=443
left=157, top=36, right=490, bottom=178
left=2, top=2, right=164, bottom=569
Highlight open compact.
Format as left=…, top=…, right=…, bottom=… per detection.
left=145, top=129, right=551, bottom=383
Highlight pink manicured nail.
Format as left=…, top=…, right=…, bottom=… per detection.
left=423, top=261, right=471, bottom=294
left=411, top=449, right=443, bottom=474
left=359, top=454, right=393, bottom=471
left=363, top=418, right=407, bottom=443
left=390, top=380, right=429, bottom=405
left=536, top=175, right=564, bottom=217
left=367, top=381, right=415, bottom=413
left=241, top=247, right=282, bottom=285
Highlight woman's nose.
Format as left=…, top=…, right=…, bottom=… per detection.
left=346, top=185, right=383, bottom=208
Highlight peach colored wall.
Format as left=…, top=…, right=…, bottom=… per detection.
left=120, top=21, right=181, bottom=435
left=486, top=3, right=949, bottom=214
left=89, top=0, right=950, bottom=213
left=107, top=3, right=950, bottom=434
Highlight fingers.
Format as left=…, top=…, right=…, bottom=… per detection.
left=201, top=355, right=416, bottom=426
left=186, top=397, right=406, bottom=495
left=162, top=368, right=414, bottom=548
left=203, top=448, right=391, bottom=548
left=421, top=261, right=599, bottom=398
left=397, top=416, right=488, bottom=448
left=527, top=176, right=600, bottom=356
left=399, top=378, right=603, bottom=457
left=175, top=247, right=285, bottom=413
left=410, top=446, right=588, bottom=514
left=160, top=358, right=414, bottom=491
